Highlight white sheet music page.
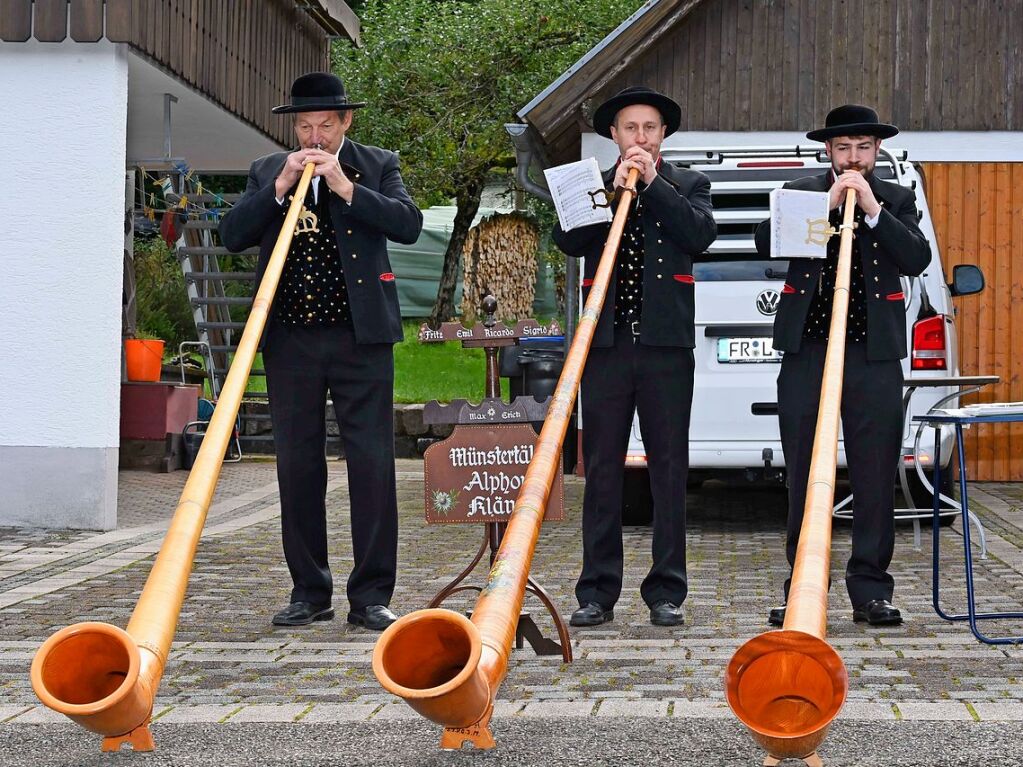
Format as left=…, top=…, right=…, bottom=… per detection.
left=938, top=402, right=1023, bottom=417
left=769, top=188, right=830, bottom=259
left=544, top=157, right=613, bottom=232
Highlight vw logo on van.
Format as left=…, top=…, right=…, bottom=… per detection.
left=756, top=289, right=780, bottom=316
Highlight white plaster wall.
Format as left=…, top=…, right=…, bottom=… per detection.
left=0, top=40, right=127, bottom=529
left=0, top=40, right=127, bottom=449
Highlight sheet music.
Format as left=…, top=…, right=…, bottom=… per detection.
left=937, top=402, right=1023, bottom=418
left=544, top=158, right=613, bottom=232
left=769, top=188, right=830, bottom=259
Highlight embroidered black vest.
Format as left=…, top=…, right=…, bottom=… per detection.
left=276, top=182, right=352, bottom=327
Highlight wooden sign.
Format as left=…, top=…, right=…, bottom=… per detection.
left=424, top=423, right=564, bottom=524
left=423, top=396, right=552, bottom=426
left=418, top=319, right=562, bottom=344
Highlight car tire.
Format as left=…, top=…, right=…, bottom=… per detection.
left=687, top=470, right=708, bottom=491
left=622, top=468, right=653, bottom=526
left=902, top=464, right=957, bottom=527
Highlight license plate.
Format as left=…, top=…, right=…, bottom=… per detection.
left=717, top=337, right=782, bottom=363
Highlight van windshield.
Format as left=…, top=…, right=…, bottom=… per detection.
left=695, top=259, right=789, bottom=281
left=694, top=185, right=786, bottom=281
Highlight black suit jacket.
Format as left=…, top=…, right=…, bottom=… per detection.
left=552, top=162, right=717, bottom=348
left=754, top=172, right=930, bottom=361
left=219, top=138, right=423, bottom=345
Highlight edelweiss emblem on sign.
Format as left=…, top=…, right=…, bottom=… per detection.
left=756, top=289, right=780, bottom=316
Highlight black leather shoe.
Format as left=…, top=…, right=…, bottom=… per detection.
left=347, top=604, right=398, bottom=631
left=768, top=604, right=786, bottom=627
left=650, top=600, right=685, bottom=627
left=272, top=601, right=334, bottom=626
left=569, top=602, right=614, bottom=627
left=853, top=599, right=903, bottom=626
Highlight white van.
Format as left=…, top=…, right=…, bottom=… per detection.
left=607, top=146, right=985, bottom=523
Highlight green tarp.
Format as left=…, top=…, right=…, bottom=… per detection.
left=387, top=206, right=557, bottom=318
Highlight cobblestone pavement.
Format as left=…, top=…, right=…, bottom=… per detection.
left=2, top=460, right=1023, bottom=766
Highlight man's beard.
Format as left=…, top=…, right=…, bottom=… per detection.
left=835, top=163, right=871, bottom=176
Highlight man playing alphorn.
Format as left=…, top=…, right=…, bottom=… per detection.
left=553, top=86, right=716, bottom=627
left=220, top=73, right=423, bottom=632
left=755, top=104, right=931, bottom=627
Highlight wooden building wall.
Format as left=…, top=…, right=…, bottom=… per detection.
left=603, top=0, right=1023, bottom=132
left=532, top=0, right=1023, bottom=165
left=0, top=0, right=330, bottom=147
left=925, top=163, right=1023, bottom=481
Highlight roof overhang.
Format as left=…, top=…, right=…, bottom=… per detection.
left=298, top=0, right=362, bottom=45
left=516, top=0, right=702, bottom=141
left=126, top=52, right=285, bottom=172
left=0, top=0, right=360, bottom=45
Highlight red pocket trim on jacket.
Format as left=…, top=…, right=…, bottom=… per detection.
left=886, top=291, right=905, bottom=301
left=379, top=272, right=395, bottom=282
left=673, top=274, right=695, bottom=284
left=781, top=283, right=796, bottom=294
left=581, top=278, right=594, bottom=287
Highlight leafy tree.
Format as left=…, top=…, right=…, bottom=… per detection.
left=333, top=0, right=642, bottom=323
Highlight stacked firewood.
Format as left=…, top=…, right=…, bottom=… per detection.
left=460, top=212, right=540, bottom=322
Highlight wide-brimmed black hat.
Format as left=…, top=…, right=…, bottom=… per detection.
left=592, top=86, right=682, bottom=139
left=272, top=72, right=366, bottom=114
left=806, top=104, right=898, bottom=142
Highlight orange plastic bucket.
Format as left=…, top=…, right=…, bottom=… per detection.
left=124, top=339, right=164, bottom=382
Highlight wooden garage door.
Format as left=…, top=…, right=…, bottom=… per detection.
left=924, top=163, right=1023, bottom=481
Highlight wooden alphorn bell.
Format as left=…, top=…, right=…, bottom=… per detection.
left=371, top=168, right=642, bottom=749
left=724, top=188, right=858, bottom=767
left=29, top=162, right=318, bottom=752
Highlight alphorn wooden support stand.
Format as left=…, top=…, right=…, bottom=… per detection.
left=101, top=719, right=155, bottom=753
left=763, top=756, right=823, bottom=767
left=421, top=295, right=572, bottom=662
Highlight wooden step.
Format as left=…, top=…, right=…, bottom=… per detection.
left=190, top=296, right=253, bottom=307
left=179, top=246, right=259, bottom=256
left=186, top=272, right=257, bottom=281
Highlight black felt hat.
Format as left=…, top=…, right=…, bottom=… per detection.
left=806, top=104, right=899, bottom=142
left=592, top=86, right=682, bottom=139
left=272, top=72, right=366, bottom=114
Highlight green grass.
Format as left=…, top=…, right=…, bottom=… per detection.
left=393, top=321, right=509, bottom=403
left=247, top=353, right=267, bottom=394
left=200, top=322, right=511, bottom=403
left=182, top=353, right=266, bottom=398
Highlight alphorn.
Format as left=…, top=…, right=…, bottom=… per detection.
left=29, top=162, right=318, bottom=752
left=724, top=188, right=858, bottom=767
left=372, top=167, right=642, bottom=749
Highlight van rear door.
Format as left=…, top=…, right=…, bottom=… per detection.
left=688, top=170, right=792, bottom=466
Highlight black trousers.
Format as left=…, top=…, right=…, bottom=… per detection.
left=263, top=322, right=398, bottom=610
left=577, top=328, right=694, bottom=610
left=777, top=338, right=903, bottom=608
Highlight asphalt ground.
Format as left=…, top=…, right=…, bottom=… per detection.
left=2, top=460, right=1023, bottom=766
left=2, top=720, right=1020, bottom=767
